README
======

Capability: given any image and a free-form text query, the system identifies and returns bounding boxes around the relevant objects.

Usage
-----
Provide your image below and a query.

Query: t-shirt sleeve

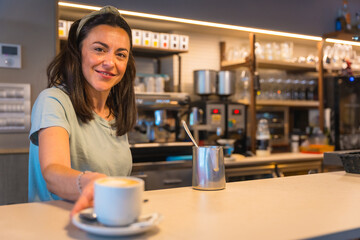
[29,89,71,146]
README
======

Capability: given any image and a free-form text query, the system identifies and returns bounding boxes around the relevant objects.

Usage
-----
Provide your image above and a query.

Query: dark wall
[0,0,57,148]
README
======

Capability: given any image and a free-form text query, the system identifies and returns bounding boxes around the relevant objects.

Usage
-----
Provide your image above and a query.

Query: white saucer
[72,208,162,237]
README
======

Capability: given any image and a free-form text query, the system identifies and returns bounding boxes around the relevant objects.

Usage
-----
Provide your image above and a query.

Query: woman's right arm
[38,126,106,201]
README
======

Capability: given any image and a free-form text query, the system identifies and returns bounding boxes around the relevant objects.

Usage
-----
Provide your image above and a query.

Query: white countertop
[0,171,359,239]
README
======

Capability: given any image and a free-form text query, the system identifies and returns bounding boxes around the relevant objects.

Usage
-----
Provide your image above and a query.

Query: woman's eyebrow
[117,48,129,52]
[93,41,108,48]
[93,41,129,52]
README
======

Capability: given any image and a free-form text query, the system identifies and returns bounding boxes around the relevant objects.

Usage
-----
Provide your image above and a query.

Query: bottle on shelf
[256,119,271,156]
[335,9,346,31]
[354,12,360,33]
[342,0,352,31]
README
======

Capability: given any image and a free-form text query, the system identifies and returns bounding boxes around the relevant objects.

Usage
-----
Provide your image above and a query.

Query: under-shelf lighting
[59,1,322,41]
[325,38,360,47]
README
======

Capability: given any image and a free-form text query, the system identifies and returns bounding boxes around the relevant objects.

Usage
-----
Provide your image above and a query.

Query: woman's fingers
[70,183,94,217]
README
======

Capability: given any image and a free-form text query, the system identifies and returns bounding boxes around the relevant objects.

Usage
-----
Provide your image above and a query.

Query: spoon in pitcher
[181,120,199,148]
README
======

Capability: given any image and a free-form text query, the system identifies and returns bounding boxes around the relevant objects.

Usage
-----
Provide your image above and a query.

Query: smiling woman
[27,6,137,212]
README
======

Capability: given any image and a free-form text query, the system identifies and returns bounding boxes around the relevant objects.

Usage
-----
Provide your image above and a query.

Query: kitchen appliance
[325,76,360,150]
[128,92,193,162]
[190,70,247,154]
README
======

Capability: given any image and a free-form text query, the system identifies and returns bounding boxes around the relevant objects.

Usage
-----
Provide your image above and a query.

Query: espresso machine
[128,92,193,162]
[189,70,247,154]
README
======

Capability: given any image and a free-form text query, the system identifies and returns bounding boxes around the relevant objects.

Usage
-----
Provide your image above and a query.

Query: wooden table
[1,171,359,240]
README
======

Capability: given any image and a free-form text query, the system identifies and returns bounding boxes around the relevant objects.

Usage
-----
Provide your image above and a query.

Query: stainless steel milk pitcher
[192,146,226,190]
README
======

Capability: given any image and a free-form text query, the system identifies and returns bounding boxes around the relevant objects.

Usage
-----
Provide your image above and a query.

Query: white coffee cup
[94,177,144,226]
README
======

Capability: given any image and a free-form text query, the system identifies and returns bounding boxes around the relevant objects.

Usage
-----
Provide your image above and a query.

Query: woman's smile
[95,69,117,78]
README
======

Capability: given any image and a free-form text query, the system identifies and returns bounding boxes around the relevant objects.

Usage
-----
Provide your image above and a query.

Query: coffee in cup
[94,177,144,226]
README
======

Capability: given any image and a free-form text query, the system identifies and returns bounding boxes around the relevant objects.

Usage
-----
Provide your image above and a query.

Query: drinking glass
[267,77,276,99]
[272,43,281,60]
[265,43,273,60]
[258,77,266,99]
[291,78,300,100]
[298,79,307,100]
[240,70,250,100]
[280,42,293,61]
[255,42,265,59]
[274,78,284,99]
[306,79,317,101]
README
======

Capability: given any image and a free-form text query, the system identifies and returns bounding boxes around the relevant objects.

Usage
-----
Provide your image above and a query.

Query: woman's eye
[117,52,127,58]
[94,47,104,52]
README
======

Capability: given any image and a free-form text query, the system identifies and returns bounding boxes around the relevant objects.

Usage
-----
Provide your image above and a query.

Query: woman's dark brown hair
[47,12,137,136]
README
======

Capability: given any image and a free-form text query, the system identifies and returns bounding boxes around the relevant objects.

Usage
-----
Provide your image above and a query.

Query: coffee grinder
[189,70,247,154]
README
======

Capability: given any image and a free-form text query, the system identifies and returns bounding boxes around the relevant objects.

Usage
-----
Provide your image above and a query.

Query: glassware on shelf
[306,79,317,101]
[265,43,273,60]
[241,70,250,100]
[226,46,249,62]
[257,77,266,99]
[280,42,294,61]
[274,78,285,99]
[298,79,307,100]
[234,70,250,100]
[323,45,332,65]
[291,78,300,100]
[226,46,236,61]
[272,43,281,60]
[267,77,276,99]
[255,73,318,102]
[255,42,265,59]
[284,78,293,100]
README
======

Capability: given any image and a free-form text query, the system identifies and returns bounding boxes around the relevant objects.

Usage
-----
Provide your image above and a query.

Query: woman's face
[81,24,130,97]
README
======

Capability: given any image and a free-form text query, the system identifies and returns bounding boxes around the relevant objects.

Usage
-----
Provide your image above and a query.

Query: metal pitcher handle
[212,148,219,172]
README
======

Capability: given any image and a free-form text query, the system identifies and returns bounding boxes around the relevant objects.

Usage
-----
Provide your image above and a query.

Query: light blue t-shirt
[28,87,132,202]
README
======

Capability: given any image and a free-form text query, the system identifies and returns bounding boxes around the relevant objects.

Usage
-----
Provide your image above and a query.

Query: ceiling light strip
[58,1,322,41]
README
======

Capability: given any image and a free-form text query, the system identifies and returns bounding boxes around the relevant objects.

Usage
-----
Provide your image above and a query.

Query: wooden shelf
[132,46,188,58]
[221,59,316,71]
[236,99,319,107]
[323,31,360,42]
[257,59,316,71]
[221,59,249,70]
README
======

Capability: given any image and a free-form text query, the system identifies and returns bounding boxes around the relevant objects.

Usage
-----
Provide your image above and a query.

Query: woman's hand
[70,172,107,217]
[70,182,95,217]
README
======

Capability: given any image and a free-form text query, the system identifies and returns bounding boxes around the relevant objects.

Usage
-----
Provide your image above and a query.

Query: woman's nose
[102,53,115,67]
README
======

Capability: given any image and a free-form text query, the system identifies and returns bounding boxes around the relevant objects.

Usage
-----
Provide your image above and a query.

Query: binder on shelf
[170,34,179,49]
[132,29,142,46]
[142,31,152,47]
[160,33,170,49]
